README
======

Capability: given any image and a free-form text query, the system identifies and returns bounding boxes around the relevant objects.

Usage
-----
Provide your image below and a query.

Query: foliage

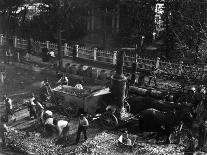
[116,0,156,47]
[161,0,207,62]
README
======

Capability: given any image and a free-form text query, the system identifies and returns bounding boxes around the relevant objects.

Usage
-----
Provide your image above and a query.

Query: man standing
[57,73,68,86]
[34,99,44,124]
[3,95,13,122]
[5,49,13,64]
[76,114,89,144]
[27,94,37,120]
[148,66,158,87]
[39,79,50,102]
[0,122,8,148]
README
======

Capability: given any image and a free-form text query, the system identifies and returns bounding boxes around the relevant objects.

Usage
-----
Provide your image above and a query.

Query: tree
[162,0,207,62]
[0,0,26,35]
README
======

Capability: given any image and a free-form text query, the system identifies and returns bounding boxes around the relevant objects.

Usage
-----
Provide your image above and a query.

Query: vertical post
[14,36,17,48]
[112,9,116,33]
[91,8,94,31]
[46,41,50,49]
[93,47,97,61]
[156,57,160,69]
[178,61,183,75]
[17,52,20,63]
[116,6,120,33]
[75,44,79,58]
[87,10,90,31]
[64,43,68,56]
[0,34,3,46]
[113,51,117,65]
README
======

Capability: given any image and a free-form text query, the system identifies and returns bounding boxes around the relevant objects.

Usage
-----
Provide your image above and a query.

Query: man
[3,95,13,122]
[76,114,89,144]
[148,66,158,87]
[34,99,44,124]
[39,79,50,102]
[27,94,37,119]
[5,48,13,64]
[75,80,83,89]
[44,115,57,137]
[40,78,49,87]
[53,119,70,141]
[57,73,68,86]
[125,74,131,98]
[0,122,8,147]
[124,131,132,146]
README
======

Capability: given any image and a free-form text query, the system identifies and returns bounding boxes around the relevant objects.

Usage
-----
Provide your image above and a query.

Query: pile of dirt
[5,129,62,155]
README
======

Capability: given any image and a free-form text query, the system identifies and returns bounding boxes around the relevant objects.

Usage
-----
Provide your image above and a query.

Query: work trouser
[76,125,87,143]
[59,123,70,141]
[37,109,44,124]
[0,132,6,147]
[5,109,12,122]
[29,106,36,119]
[45,124,57,137]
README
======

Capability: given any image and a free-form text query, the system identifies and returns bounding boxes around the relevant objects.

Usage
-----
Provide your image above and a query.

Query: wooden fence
[0,34,206,83]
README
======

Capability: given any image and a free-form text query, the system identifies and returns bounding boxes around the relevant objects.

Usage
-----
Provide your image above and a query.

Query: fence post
[17,51,20,63]
[14,36,17,48]
[178,61,183,75]
[46,41,50,49]
[64,43,68,56]
[0,34,3,46]
[73,44,79,59]
[155,57,160,68]
[112,51,117,65]
[93,48,97,61]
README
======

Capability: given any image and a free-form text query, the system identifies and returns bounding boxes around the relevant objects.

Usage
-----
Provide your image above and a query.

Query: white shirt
[75,84,83,89]
[30,97,36,106]
[79,117,89,126]
[45,117,54,125]
[36,102,44,110]
[4,98,12,110]
[57,120,68,135]
[40,81,45,87]
[44,110,53,117]
[50,51,55,57]
[58,77,68,84]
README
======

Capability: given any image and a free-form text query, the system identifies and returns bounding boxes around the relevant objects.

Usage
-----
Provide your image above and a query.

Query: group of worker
[165,85,207,151]
[41,110,89,144]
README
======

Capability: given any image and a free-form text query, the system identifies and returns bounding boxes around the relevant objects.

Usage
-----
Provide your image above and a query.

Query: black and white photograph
[0,0,207,154]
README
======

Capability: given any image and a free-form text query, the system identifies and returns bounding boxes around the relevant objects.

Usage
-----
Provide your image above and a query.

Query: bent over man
[53,119,70,141]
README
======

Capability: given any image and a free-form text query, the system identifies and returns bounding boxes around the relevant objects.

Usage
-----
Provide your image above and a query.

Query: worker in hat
[75,114,89,144]
[43,110,57,136]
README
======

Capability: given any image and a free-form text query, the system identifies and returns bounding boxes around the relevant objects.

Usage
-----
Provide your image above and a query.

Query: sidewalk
[27,55,113,78]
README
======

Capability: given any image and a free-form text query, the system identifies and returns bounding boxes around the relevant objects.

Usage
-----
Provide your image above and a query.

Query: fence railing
[0,34,206,82]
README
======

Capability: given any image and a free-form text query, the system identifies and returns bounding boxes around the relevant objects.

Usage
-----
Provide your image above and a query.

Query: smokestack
[110,50,127,116]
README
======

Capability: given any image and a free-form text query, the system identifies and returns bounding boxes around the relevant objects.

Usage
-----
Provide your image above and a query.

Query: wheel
[100,113,118,130]
[64,101,79,117]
